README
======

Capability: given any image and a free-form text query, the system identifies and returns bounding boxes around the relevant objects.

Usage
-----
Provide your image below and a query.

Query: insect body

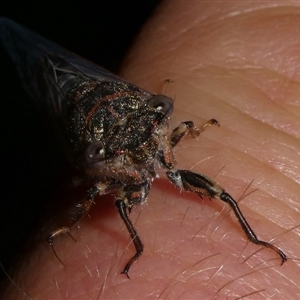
[0,18,287,277]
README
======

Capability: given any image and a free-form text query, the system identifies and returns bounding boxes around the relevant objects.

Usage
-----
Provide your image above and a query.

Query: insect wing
[0,18,155,154]
[0,18,132,118]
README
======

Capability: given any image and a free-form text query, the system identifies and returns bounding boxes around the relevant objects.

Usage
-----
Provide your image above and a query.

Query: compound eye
[147,95,174,116]
[85,141,105,169]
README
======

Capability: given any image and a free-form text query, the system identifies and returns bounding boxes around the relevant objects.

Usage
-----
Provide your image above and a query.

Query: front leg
[158,119,219,187]
[170,118,219,148]
[115,199,143,279]
[47,180,119,263]
[47,186,100,264]
[167,169,287,264]
[115,179,151,278]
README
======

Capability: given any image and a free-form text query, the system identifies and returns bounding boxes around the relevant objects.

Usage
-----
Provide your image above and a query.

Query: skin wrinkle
[172,72,296,171]
[202,125,297,187]
[186,74,290,135]
[236,70,300,115]
[234,288,266,300]
[178,88,300,183]
[232,69,299,116]
[158,253,223,299]
[168,9,300,81]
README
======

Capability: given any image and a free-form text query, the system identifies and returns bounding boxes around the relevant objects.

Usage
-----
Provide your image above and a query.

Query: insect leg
[171,169,287,264]
[47,186,99,263]
[115,180,151,278]
[170,118,219,148]
[115,199,143,279]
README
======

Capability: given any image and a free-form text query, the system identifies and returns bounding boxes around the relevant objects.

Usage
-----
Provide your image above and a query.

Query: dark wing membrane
[0,18,128,116]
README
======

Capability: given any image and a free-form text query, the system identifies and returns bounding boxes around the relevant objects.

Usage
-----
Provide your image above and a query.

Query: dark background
[0,0,161,283]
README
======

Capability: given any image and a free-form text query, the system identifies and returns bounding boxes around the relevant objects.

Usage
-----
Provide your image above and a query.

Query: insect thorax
[62,79,169,172]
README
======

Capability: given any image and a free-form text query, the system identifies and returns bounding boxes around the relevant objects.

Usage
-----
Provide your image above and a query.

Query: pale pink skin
[2,1,300,299]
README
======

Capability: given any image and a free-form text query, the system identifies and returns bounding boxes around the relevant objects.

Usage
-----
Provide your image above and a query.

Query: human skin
[2,1,300,299]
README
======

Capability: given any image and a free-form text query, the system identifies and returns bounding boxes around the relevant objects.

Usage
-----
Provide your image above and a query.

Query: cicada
[0,18,286,277]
